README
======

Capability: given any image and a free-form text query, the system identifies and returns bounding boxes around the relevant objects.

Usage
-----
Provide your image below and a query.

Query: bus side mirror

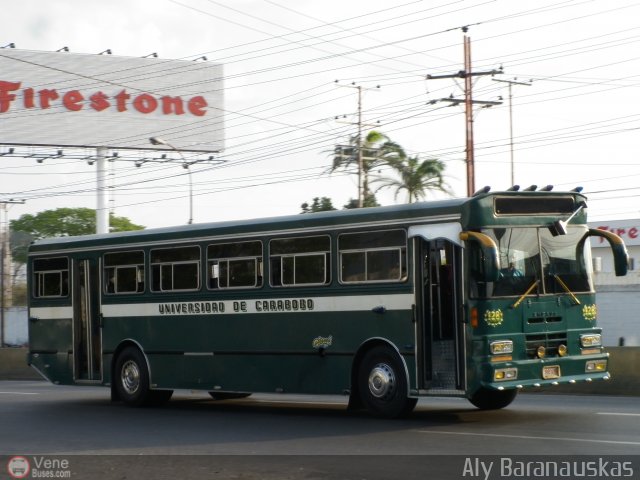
[459,231,501,282]
[587,229,629,276]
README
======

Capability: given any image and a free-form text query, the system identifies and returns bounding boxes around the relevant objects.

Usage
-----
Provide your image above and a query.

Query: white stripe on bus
[30,294,414,319]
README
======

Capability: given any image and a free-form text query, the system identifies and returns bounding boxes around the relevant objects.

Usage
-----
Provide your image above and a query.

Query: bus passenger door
[416,239,464,392]
[72,258,102,382]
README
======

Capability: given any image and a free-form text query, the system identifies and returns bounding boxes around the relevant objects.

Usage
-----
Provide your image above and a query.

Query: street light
[149,137,194,225]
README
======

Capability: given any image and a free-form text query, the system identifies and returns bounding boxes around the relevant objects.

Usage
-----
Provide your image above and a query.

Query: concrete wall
[595,290,640,346]
[1,307,28,346]
[1,347,638,395]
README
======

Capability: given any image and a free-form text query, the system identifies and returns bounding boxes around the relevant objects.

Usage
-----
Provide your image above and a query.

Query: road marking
[0,391,39,395]
[597,412,640,417]
[416,430,640,446]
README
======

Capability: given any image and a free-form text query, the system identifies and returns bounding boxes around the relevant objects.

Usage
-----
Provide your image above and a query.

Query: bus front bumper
[477,353,610,391]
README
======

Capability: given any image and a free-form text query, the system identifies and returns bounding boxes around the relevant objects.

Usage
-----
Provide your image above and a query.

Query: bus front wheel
[357,346,417,418]
[114,347,172,406]
[469,387,517,410]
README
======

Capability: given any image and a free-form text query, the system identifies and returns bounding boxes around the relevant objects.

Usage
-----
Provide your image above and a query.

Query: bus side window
[338,229,407,284]
[269,235,331,287]
[32,257,69,298]
[150,246,200,292]
[103,251,145,294]
[207,241,263,290]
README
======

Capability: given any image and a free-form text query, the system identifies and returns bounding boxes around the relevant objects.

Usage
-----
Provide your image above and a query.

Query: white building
[590,219,640,346]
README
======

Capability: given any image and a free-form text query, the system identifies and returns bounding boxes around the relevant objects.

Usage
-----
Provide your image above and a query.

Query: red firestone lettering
[0,80,21,113]
[0,81,208,117]
[188,96,207,116]
[39,89,59,109]
[629,227,638,239]
[23,87,35,108]
[162,96,185,115]
[115,90,130,112]
[133,93,158,114]
[90,91,110,111]
[63,90,84,111]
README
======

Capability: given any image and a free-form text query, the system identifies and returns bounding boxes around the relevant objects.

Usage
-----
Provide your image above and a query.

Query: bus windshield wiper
[511,280,539,309]
[553,275,581,305]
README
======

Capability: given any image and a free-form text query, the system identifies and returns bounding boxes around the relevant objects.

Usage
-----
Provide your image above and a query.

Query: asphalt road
[1,380,639,479]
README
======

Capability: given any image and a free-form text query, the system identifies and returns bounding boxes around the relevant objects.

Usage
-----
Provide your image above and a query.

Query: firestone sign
[0,49,224,152]
[0,81,208,117]
[591,222,640,247]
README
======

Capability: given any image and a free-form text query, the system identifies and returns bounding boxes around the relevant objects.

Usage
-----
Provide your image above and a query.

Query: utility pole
[334,81,380,207]
[355,85,364,208]
[0,199,25,347]
[426,30,501,197]
[492,78,532,185]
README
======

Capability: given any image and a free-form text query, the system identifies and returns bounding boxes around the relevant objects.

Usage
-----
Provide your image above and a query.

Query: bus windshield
[471,225,594,298]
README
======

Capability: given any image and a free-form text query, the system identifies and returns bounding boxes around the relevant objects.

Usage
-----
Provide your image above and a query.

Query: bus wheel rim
[368,363,395,399]
[121,360,140,395]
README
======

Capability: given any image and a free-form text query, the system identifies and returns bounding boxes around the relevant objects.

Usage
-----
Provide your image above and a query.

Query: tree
[331,130,402,207]
[374,155,450,203]
[343,193,380,209]
[10,208,144,266]
[301,197,336,213]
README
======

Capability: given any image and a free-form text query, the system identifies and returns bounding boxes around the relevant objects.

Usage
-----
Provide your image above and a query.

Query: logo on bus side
[312,335,333,349]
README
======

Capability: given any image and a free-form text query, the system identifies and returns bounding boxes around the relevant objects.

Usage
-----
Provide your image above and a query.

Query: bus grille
[525,333,567,358]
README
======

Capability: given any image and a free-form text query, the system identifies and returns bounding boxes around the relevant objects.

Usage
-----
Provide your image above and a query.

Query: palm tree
[331,130,403,206]
[374,155,450,203]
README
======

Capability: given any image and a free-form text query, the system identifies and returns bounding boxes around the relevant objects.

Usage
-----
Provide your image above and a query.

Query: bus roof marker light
[473,186,491,196]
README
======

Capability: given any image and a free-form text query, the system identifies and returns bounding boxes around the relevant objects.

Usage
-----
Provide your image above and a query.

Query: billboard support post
[96,146,109,234]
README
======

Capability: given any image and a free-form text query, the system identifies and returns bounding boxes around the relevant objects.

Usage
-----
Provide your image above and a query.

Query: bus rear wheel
[114,346,172,406]
[357,346,417,418]
[469,387,517,410]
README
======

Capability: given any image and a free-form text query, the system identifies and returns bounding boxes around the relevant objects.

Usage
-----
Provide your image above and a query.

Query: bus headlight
[580,334,602,348]
[494,368,517,381]
[585,360,607,372]
[490,340,513,355]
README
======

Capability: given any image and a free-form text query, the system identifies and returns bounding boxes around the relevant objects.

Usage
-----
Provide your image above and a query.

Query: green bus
[27,188,628,417]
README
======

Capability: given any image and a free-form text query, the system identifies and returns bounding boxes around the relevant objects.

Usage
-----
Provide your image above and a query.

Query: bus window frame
[269,235,331,288]
[103,250,145,295]
[32,256,70,298]
[207,240,263,291]
[337,229,408,285]
[150,245,201,293]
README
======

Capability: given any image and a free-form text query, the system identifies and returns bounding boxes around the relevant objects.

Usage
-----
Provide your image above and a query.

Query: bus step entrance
[429,340,457,390]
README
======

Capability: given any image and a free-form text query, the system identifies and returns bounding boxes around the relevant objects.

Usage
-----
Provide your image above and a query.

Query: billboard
[0,49,224,152]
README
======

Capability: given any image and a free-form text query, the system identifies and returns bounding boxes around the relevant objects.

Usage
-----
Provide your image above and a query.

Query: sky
[2,0,640,230]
